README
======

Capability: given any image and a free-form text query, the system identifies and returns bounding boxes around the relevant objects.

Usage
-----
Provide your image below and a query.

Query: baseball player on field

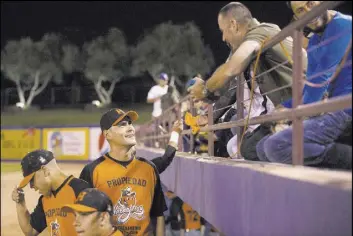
[62,188,124,236]
[79,108,183,235]
[12,149,90,236]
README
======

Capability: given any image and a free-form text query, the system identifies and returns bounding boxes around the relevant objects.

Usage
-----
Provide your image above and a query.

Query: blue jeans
[256,111,352,164]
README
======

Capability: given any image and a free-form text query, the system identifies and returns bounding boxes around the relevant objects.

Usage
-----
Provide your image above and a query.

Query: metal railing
[137,1,352,166]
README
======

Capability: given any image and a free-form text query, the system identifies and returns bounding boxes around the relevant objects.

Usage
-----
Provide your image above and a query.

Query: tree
[82,28,130,106]
[1,34,80,109]
[132,21,215,93]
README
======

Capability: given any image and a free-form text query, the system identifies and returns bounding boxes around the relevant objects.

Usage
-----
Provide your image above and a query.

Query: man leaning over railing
[188,2,307,160]
[256,1,352,170]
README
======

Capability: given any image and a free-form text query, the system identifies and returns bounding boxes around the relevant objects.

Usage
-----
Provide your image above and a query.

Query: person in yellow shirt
[63,188,123,236]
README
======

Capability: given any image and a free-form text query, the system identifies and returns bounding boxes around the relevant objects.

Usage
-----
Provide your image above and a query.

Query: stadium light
[92,100,101,107]
[16,102,25,109]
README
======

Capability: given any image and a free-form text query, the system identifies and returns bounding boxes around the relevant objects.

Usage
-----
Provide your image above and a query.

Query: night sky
[1,1,352,72]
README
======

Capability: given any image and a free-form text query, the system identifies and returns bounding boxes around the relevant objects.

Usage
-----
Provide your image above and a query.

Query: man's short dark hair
[219,2,253,26]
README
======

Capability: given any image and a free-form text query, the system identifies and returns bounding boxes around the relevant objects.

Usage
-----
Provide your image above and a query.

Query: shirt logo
[116,109,124,115]
[39,156,46,164]
[50,219,61,236]
[113,186,145,224]
[76,191,87,203]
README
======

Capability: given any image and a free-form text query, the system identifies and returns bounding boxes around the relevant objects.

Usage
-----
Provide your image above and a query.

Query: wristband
[202,87,219,103]
[169,131,179,144]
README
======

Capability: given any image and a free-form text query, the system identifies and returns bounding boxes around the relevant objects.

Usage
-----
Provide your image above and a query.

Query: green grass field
[1,162,21,173]
[1,104,153,127]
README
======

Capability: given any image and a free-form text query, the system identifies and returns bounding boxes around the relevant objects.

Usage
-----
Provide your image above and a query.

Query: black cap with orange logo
[100,108,139,131]
[62,188,114,215]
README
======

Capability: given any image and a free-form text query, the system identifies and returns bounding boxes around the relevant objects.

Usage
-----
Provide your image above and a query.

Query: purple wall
[137,147,352,236]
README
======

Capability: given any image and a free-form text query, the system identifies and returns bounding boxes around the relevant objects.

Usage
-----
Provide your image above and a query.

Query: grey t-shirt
[242,18,307,106]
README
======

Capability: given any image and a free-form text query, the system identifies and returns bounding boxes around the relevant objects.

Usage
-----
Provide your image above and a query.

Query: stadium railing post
[208,104,214,157]
[291,29,305,165]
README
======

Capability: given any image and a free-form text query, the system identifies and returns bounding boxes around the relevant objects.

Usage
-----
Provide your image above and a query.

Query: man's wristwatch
[202,86,218,103]
[202,84,213,97]
[202,87,209,97]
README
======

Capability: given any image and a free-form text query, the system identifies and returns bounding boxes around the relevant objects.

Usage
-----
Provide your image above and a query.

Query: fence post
[176,103,183,151]
[207,104,214,157]
[155,117,160,148]
[51,88,55,105]
[189,97,195,154]
[162,115,168,148]
[235,74,245,159]
[292,30,304,165]
[76,86,81,104]
[4,88,10,107]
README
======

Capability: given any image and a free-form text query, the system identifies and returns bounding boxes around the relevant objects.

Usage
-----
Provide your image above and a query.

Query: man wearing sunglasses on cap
[62,188,123,236]
[11,149,90,236]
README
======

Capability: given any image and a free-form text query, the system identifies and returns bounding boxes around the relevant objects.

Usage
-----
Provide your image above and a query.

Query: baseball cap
[62,188,113,215]
[159,73,169,81]
[186,79,196,90]
[19,149,55,189]
[100,108,139,131]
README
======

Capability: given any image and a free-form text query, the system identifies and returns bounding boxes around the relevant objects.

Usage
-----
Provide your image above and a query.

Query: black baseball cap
[62,188,113,214]
[19,149,55,189]
[100,108,139,131]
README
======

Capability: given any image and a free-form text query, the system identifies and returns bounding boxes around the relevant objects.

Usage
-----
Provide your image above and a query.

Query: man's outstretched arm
[189,40,260,100]
[206,40,260,92]
[151,120,183,173]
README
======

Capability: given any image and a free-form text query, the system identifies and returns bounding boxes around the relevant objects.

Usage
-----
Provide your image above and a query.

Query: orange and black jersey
[30,175,90,235]
[79,154,167,236]
[167,197,204,231]
[110,227,124,236]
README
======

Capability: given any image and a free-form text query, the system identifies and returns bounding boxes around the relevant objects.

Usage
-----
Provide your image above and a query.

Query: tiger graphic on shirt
[113,186,145,224]
[50,219,61,236]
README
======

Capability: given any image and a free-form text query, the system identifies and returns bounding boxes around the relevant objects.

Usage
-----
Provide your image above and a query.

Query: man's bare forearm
[206,64,231,92]
[156,216,165,236]
[206,40,260,92]
[16,202,37,236]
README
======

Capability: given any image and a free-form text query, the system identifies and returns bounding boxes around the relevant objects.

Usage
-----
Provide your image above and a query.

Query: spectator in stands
[147,73,170,147]
[188,2,307,160]
[256,1,352,170]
